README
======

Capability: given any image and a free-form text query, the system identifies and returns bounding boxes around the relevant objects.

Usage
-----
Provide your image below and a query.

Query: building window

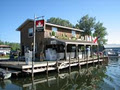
[52,27,58,32]
[28,28,33,37]
[72,31,76,37]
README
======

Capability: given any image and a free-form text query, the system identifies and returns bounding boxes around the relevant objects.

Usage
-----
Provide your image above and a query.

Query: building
[17,19,97,60]
[104,44,120,56]
[0,45,11,55]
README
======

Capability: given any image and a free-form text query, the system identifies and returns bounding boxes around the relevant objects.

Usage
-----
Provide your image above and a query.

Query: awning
[47,38,98,46]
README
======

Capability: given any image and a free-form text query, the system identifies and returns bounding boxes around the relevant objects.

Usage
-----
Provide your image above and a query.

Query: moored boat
[0,69,11,79]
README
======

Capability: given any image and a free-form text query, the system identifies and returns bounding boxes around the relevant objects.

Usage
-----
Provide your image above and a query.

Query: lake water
[0,58,120,90]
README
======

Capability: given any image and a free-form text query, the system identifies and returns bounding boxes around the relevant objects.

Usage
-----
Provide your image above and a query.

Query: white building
[0,45,11,55]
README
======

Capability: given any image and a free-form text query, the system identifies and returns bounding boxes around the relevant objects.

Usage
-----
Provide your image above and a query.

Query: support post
[65,43,67,61]
[86,46,88,69]
[97,45,100,65]
[102,52,104,65]
[78,56,81,70]
[92,45,95,66]
[69,54,71,73]
[56,73,59,87]
[32,14,36,79]
[84,45,86,61]
[91,45,93,58]
[46,61,48,75]
[18,51,20,65]
[56,59,59,73]
[76,44,78,60]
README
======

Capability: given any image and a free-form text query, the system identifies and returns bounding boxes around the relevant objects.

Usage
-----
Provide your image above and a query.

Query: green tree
[0,39,20,50]
[76,14,107,45]
[0,40,4,45]
[75,14,96,36]
[9,43,20,50]
[93,22,108,45]
[47,17,73,28]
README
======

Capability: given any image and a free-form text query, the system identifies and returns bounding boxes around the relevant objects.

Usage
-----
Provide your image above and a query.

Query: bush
[52,31,55,36]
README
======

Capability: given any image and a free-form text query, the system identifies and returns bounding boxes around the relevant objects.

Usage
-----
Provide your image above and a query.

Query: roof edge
[46,23,84,32]
[16,19,84,32]
[16,19,33,31]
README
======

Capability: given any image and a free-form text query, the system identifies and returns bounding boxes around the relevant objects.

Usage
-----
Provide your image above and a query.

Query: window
[72,31,76,37]
[28,28,33,37]
[52,27,58,32]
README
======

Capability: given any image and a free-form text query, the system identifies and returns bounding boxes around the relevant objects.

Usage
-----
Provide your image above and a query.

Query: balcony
[44,31,95,42]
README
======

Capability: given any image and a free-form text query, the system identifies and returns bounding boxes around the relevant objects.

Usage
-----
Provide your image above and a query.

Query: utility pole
[32,15,44,79]
[32,15,36,79]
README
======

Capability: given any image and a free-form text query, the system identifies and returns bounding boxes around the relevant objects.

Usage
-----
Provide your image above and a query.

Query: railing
[44,31,95,42]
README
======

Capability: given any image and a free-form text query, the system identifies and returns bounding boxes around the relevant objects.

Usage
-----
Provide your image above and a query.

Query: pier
[0,56,108,76]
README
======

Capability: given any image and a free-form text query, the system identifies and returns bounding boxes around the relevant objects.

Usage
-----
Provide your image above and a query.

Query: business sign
[36,19,44,31]
[51,40,57,44]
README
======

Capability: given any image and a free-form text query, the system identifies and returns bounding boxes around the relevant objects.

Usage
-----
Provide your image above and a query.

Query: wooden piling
[56,60,59,73]
[46,61,48,75]
[102,54,104,65]
[93,56,95,66]
[56,73,59,87]
[97,45,100,65]
[69,54,71,72]
[86,55,88,69]
[78,57,81,70]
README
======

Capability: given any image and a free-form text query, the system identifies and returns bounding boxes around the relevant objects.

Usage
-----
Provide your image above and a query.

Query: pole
[32,14,36,79]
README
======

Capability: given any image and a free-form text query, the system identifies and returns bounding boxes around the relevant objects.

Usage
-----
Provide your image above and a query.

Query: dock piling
[69,54,71,72]
[56,59,59,73]
[46,61,48,75]
[78,57,81,70]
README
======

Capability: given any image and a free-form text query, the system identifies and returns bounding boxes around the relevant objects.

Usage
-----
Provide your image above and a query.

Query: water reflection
[0,58,120,90]
[104,57,120,90]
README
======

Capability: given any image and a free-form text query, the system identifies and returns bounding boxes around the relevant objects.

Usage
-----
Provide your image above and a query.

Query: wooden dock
[0,57,108,76]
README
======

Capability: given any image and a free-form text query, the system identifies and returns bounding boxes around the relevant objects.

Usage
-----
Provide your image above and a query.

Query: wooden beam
[84,45,86,61]
[65,43,67,61]
[69,54,71,73]
[76,44,78,60]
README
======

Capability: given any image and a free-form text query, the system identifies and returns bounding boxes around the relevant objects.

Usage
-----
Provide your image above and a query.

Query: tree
[75,14,96,36]
[76,14,107,45]
[93,22,108,45]
[0,39,20,50]
[47,17,73,28]
[0,40,4,45]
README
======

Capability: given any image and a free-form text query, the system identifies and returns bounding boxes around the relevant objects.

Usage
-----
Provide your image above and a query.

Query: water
[0,58,120,90]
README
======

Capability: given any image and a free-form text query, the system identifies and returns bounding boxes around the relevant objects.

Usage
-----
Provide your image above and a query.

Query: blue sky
[0,0,120,44]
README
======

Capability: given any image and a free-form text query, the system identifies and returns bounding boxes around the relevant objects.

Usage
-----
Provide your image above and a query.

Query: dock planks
[0,57,108,74]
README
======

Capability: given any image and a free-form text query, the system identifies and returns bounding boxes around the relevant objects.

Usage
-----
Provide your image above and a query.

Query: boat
[0,69,11,79]
[117,51,120,56]
[107,50,118,56]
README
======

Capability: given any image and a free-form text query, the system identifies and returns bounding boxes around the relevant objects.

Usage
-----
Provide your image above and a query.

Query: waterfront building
[104,44,120,56]
[17,19,97,60]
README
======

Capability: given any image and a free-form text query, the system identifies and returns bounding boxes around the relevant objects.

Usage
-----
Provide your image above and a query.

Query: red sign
[36,20,44,31]
[36,20,44,28]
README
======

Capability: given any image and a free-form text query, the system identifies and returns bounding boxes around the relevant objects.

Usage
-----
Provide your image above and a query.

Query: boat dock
[0,57,108,76]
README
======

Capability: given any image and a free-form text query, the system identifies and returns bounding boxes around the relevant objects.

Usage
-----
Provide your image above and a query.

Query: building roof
[16,19,33,31]
[16,19,84,32]
[0,45,10,48]
[45,23,83,32]
[104,44,120,49]
[48,38,98,45]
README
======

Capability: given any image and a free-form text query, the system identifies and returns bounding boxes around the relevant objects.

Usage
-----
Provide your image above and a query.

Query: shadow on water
[0,58,120,90]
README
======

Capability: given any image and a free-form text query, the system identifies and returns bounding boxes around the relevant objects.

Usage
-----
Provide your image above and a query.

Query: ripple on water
[103,58,120,90]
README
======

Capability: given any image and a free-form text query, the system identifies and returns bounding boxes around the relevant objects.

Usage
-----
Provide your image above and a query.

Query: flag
[93,36,100,43]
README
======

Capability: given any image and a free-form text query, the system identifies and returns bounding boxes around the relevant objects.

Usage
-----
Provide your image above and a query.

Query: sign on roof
[36,19,44,31]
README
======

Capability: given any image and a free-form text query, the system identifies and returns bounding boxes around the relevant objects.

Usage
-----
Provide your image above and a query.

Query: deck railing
[44,31,95,42]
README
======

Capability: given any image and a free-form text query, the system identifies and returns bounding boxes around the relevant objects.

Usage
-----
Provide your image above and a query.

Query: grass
[0,55,10,59]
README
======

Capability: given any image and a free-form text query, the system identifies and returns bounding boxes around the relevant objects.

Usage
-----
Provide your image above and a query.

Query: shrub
[52,31,55,36]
